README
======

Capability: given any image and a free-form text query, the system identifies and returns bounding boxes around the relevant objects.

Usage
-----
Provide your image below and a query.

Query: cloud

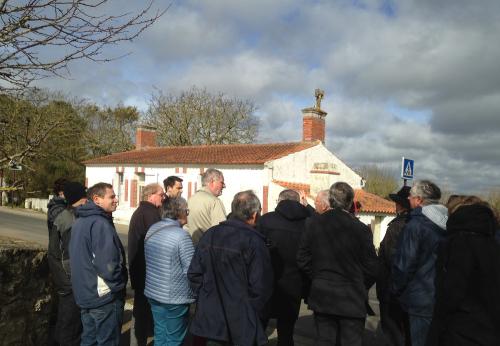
[30,0,500,194]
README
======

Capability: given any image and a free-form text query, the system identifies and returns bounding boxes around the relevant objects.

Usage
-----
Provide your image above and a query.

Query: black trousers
[263,313,299,346]
[133,290,154,346]
[313,312,365,346]
[379,299,411,346]
[55,292,82,346]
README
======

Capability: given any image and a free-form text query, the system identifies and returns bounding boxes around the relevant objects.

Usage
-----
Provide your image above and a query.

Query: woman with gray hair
[144,197,194,346]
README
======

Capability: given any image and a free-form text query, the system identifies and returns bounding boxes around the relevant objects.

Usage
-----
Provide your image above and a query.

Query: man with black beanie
[48,181,87,346]
[47,178,68,232]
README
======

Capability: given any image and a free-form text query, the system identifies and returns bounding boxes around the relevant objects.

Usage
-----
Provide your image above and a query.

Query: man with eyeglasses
[392,180,448,346]
[128,183,165,346]
[187,168,227,245]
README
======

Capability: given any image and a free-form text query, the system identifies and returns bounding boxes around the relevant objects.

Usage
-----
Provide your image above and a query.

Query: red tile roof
[84,141,320,165]
[354,189,396,214]
[272,180,395,215]
[272,180,311,195]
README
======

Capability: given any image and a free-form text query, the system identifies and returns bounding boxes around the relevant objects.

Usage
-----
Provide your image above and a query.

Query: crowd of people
[45,169,500,346]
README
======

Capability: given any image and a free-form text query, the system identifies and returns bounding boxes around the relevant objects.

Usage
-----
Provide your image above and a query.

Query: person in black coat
[297,182,378,346]
[128,183,164,346]
[48,182,87,346]
[376,186,411,346]
[257,189,312,346]
[427,200,500,346]
[188,190,273,346]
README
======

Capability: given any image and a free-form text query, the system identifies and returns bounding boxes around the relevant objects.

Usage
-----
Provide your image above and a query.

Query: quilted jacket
[144,218,195,304]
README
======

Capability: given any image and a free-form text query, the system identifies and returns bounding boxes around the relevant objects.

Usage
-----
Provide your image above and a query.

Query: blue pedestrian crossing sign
[401,157,415,180]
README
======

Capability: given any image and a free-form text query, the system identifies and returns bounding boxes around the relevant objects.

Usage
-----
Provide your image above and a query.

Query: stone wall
[0,236,55,346]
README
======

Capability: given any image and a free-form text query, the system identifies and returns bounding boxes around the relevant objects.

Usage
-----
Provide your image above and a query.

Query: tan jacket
[187,187,227,244]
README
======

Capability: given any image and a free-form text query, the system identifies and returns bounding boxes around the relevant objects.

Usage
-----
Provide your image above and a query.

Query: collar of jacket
[75,200,113,222]
[138,200,160,211]
[145,218,181,241]
[222,218,266,240]
[199,186,217,197]
[275,199,310,220]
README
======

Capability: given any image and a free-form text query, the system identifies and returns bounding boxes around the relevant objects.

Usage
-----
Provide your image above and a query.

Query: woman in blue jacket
[144,197,195,346]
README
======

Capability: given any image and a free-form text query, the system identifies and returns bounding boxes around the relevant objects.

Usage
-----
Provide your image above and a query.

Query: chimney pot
[136,126,157,150]
[302,107,327,143]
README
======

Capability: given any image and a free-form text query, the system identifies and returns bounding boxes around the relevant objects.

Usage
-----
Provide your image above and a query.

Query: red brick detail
[272,180,311,196]
[272,179,396,215]
[303,116,325,143]
[84,142,319,165]
[310,169,340,175]
[130,180,138,208]
[262,185,269,214]
[85,177,88,187]
[124,179,129,202]
[175,167,180,173]
[188,182,192,198]
[183,167,187,173]
[136,127,156,150]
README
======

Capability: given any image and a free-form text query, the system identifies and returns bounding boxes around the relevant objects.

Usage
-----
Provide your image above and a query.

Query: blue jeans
[80,299,124,346]
[149,299,189,346]
[409,314,432,346]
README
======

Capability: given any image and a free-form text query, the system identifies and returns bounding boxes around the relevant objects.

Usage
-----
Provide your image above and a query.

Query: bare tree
[0,90,78,169]
[0,0,165,90]
[358,165,399,199]
[485,187,500,215]
[145,87,259,146]
[80,103,138,157]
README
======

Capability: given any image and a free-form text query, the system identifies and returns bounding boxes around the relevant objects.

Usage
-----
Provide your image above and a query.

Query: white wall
[86,164,265,224]
[270,144,363,193]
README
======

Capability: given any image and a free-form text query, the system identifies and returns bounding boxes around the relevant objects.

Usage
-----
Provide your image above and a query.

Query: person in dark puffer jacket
[257,189,312,346]
[427,199,500,346]
[48,182,87,346]
[70,182,128,346]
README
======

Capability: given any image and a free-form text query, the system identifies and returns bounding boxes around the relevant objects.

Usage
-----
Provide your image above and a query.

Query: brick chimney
[302,89,327,143]
[136,126,157,150]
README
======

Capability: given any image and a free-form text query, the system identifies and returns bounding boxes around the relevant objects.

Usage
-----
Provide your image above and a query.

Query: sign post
[401,157,415,186]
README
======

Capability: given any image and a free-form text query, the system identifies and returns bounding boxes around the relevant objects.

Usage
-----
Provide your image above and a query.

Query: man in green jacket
[187,168,227,245]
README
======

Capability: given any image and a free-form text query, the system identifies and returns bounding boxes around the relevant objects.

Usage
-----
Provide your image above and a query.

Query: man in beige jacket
[187,168,227,244]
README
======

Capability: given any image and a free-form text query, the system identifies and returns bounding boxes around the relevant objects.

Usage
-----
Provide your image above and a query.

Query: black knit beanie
[63,182,87,206]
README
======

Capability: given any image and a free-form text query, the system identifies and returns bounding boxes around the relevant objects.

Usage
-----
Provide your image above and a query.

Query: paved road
[0,206,387,345]
[0,206,129,248]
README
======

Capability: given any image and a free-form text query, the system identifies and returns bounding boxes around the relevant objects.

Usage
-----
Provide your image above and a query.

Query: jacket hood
[75,200,112,221]
[47,196,66,209]
[421,204,448,230]
[447,204,497,236]
[275,200,310,221]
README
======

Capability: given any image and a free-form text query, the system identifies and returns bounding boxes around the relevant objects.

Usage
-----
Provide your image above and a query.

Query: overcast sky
[35,0,500,194]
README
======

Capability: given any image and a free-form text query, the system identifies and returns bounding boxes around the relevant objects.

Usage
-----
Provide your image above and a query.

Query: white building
[84,101,395,246]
